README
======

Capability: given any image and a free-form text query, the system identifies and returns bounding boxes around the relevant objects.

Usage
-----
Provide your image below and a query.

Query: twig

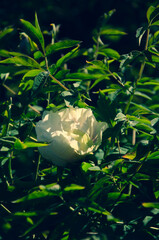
[124,28,150,115]
[49,73,69,91]
[110,151,151,213]
[0,203,11,214]
[2,83,41,115]
[35,155,41,181]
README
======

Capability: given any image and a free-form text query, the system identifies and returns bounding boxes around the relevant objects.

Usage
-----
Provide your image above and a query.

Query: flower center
[71,129,93,152]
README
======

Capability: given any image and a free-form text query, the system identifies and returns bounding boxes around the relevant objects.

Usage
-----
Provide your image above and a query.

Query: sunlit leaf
[32,71,49,93]
[20,16,45,51]
[14,138,48,150]
[64,184,85,191]
[46,40,80,56]
[147,6,156,23]
[142,202,159,208]
[98,48,120,59]
[100,28,127,36]
[134,91,152,100]
[0,27,14,40]
[22,69,44,80]
[151,20,159,26]
[56,46,79,68]
[81,162,93,172]
[0,56,41,68]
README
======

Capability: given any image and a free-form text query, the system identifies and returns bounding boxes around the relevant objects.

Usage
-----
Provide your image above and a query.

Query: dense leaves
[0,5,159,240]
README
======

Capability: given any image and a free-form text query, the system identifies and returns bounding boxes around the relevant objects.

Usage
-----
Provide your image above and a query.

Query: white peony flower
[35,107,107,166]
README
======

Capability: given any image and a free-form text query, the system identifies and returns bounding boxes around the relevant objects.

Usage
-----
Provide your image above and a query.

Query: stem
[132,129,136,145]
[2,84,41,115]
[107,69,124,87]
[110,151,151,213]
[44,53,49,70]
[47,92,50,106]
[8,151,13,182]
[43,43,68,91]
[0,204,11,214]
[2,83,16,95]
[28,104,41,115]
[124,28,150,115]
[35,155,41,181]
[94,34,100,60]
[49,74,69,91]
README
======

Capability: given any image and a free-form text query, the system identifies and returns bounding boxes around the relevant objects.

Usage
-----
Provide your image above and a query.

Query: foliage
[0,5,159,240]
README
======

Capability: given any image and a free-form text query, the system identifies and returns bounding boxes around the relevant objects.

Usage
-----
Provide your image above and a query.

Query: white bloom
[35,107,107,166]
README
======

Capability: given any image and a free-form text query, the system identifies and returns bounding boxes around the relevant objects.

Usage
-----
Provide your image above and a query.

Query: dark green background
[0,0,157,51]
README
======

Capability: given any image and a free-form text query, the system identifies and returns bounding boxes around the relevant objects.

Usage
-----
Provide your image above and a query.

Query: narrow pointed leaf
[56,46,79,68]
[22,69,44,80]
[46,40,80,56]
[20,18,45,51]
[0,56,41,68]
[142,202,159,208]
[14,139,48,150]
[147,6,156,23]
[34,13,45,50]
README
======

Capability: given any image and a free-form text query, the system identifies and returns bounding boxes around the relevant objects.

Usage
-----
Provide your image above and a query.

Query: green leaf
[126,115,151,125]
[18,79,34,95]
[142,202,159,208]
[151,118,159,134]
[0,136,16,145]
[87,201,112,216]
[97,90,117,125]
[0,27,14,40]
[81,162,93,173]
[32,71,49,93]
[14,138,48,150]
[34,50,44,59]
[88,207,111,216]
[88,166,101,171]
[56,46,79,68]
[131,102,159,116]
[19,217,46,237]
[14,211,57,217]
[87,60,108,71]
[24,141,49,148]
[22,69,44,80]
[39,183,61,192]
[13,188,59,203]
[98,48,120,59]
[136,27,146,46]
[107,192,129,201]
[154,191,159,199]
[139,80,159,86]
[133,123,155,134]
[0,56,41,68]
[100,28,127,36]
[65,72,99,80]
[89,76,110,90]
[64,184,85,191]
[54,69,70,80]
[151,20,159,26]
[20,17,45,51]
[147,6,156,23]
[34,12,45,51]
[152,55,159,62]
[46,40,80,56]
[134,91,152,100]
[120,51,143,68]
[147,151,159,160]
[0,49,11,57]
[147,6,159,25]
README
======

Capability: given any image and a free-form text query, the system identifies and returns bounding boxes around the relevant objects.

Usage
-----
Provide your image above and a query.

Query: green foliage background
[0,1,159,240]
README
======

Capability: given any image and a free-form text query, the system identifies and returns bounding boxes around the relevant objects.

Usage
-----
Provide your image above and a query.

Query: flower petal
[38,133,80,166]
